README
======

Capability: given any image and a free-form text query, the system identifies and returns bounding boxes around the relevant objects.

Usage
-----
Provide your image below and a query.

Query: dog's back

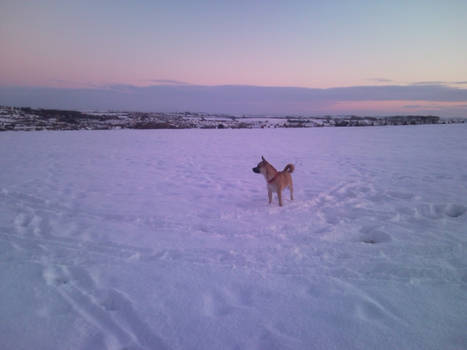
[271,164,294,189]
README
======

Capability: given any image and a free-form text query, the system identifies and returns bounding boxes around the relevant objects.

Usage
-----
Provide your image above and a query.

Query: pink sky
[1,1,467,116]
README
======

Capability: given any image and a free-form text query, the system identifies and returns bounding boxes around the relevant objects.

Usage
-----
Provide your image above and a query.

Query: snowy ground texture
[1,125,467,350]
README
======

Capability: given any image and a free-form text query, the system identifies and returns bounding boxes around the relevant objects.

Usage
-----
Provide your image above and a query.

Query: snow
[1,125,466,350]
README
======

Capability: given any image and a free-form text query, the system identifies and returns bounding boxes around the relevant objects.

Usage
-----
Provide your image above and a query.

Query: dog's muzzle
[252,167,260,173]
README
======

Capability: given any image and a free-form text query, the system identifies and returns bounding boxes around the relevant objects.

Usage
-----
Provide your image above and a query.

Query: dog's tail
[283,164,295,173]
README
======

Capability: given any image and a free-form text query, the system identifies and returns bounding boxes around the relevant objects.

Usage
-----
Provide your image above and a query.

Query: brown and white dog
[252,156,294,206]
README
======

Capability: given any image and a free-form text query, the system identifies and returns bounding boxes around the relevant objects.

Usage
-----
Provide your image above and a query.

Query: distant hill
[0,106,463,131]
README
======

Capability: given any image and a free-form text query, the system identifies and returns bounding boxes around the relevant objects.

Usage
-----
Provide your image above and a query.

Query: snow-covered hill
[1,125,466,349]
[2,105,461,131]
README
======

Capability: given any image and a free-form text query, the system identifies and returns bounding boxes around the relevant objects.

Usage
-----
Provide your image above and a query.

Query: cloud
[368,78,393,83]
[144,79,190,85]
[403,104,424,109]
[411,81,449,86]
[1,83,467,116]
[48,79,102,89]
[410,80,467,87]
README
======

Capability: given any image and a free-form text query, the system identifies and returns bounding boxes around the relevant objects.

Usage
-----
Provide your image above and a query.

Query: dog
[252,156,294,206]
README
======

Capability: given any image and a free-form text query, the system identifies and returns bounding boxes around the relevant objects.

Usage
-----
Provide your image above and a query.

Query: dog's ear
[261,156,266,162]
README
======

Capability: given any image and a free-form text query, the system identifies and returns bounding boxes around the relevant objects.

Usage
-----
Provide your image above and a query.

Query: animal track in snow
[416,203,466,219]
[444,204,466,218]
[42,263,169,350]
[202,290,235,318]
[387,191,415,200]
[359,226,392,244]
[43,264,70,287]
[14,212,30,234]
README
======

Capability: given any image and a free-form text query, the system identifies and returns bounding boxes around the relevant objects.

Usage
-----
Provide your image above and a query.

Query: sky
[1,0,467,116]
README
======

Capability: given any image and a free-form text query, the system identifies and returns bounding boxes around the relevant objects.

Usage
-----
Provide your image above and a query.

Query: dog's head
[252,156,268,174]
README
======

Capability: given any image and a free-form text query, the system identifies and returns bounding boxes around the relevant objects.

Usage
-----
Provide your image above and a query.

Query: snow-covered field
[1,125,466,350]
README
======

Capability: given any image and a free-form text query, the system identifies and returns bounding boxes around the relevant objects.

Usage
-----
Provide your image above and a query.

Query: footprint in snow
[416,203,466,219]
[387,191,415,200]
[359,226,392,244]
[202,290,236,318]
[444,204,466,218]
[14,212,30,234]
[43,265,70,287]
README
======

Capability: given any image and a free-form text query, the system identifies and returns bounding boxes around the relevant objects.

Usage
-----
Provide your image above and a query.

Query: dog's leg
[268,189,272,204]
[289,183,294,200]
[278,190,283,206]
